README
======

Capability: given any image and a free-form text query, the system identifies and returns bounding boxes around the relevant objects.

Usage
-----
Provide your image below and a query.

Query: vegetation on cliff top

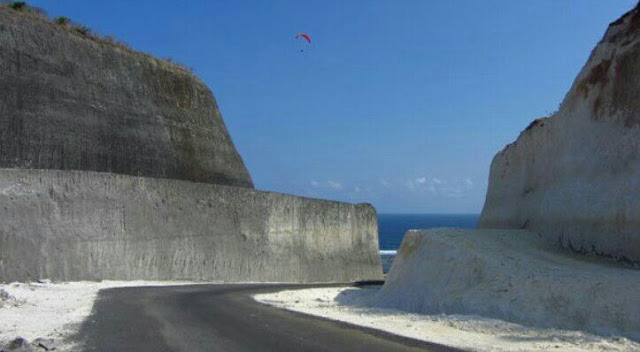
[0,1,192,73]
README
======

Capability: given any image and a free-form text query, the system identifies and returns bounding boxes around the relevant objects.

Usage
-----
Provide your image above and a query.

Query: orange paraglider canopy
[295,33,311,43]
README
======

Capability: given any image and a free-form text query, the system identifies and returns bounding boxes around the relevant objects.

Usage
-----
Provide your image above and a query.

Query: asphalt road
[75,283,460,352]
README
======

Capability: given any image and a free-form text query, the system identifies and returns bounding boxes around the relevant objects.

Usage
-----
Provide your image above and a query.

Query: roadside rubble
[1,337,58,352]
[0,289,23,308]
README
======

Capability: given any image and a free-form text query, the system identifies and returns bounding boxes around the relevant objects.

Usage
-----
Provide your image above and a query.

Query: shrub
[54,16,70,25]
[1,1,47,18]
[9,1,26,10]
[74,25,91,36]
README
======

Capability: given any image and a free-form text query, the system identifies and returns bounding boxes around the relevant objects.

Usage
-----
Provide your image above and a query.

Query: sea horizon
[378,213,480,252]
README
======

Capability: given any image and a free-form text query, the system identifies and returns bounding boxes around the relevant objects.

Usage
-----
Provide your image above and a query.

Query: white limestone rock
[479,5,640,262]
[374,229,640,340]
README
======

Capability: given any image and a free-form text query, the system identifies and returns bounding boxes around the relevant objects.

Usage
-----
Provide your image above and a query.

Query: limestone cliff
[0,6,383,283]
[479,5,640,262]
[0,7,253,188]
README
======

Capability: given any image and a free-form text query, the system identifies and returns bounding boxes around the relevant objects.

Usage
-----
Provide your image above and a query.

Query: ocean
[378,213,480,272]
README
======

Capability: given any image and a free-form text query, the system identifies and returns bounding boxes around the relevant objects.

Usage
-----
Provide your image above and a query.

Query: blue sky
[32,1,637,213]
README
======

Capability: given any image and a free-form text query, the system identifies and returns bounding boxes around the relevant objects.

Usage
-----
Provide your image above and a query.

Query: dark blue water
[378,214,480,251]
[377,214,479,273]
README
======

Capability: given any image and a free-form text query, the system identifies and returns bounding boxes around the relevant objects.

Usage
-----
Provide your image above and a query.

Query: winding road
[76,284,459,352]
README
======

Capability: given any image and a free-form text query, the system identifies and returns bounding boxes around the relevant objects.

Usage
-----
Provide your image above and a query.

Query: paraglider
[295,33,311,52]
[295,33,311,43]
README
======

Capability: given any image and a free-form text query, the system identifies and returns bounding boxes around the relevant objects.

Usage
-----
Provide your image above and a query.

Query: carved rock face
[479,5,640,263]
[0,9,253,188]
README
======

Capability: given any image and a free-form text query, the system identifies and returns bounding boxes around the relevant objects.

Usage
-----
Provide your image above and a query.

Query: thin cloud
[404,176,474,197]
[310,179,344,190]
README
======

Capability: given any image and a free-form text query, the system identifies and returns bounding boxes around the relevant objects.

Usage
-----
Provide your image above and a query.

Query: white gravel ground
[254,286,640,352]
[0,280,205,351]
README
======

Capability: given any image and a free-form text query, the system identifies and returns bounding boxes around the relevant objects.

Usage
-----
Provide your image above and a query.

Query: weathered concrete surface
[0,8,253,188]
[375,229,640,341]
[479,5,640,262]
[0,169,382,283]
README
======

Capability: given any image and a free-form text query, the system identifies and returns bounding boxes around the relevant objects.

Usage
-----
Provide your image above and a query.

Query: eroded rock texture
[479,5,640,262]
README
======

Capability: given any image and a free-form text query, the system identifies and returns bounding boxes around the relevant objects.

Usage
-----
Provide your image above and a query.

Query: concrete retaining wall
[0,169,382,283]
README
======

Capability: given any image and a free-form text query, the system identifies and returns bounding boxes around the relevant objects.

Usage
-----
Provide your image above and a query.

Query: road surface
[76,284,459,351]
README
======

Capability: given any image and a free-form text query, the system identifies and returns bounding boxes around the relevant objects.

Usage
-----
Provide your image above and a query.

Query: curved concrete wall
[0,8,253,188]
[0,169,382,283]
